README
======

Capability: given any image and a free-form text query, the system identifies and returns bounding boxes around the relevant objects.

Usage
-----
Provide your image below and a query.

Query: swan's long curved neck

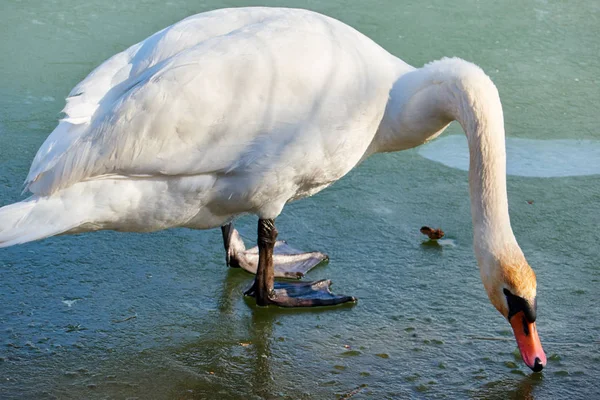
[374,58,520,259]
[453,73,517,257]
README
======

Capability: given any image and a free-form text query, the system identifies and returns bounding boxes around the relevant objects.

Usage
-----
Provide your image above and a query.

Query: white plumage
[4,7,414,244]
[0,7,504,251]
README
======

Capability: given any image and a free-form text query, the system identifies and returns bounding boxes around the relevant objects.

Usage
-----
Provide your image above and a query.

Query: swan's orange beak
[509,311,546,372]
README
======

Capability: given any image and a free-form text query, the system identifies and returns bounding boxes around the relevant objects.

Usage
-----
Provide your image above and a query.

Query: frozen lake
[1,0,599,398]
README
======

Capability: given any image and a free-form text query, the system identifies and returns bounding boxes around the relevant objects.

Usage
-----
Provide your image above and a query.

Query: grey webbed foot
[242,219,357,308]
[244,279,356,307]
[221,223,328,279]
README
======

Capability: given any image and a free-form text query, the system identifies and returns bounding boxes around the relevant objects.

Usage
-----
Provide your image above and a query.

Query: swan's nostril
[532,357,544,372]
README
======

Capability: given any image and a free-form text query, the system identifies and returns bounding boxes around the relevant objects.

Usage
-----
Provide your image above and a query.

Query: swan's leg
[244,219,356,307]
[221,222,328,279]
[221,223,239,268]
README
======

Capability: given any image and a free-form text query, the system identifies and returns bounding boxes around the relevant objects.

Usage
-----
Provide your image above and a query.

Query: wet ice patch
[418,135,600,177]
[62,298,80,307]
[372,205,393,215]
[421,238,457,248]
[437,239,456,247]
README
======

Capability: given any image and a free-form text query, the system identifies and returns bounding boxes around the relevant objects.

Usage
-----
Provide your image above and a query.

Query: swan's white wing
[26,8,401,196]
[25,7,294,193]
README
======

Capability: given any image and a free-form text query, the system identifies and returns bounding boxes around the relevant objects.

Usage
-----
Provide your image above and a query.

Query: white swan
[0,7,545,371]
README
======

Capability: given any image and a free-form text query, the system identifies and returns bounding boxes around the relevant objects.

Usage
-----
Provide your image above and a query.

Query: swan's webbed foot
[242,218,357,308]
[244,279,357,307]
[221,223,328,279]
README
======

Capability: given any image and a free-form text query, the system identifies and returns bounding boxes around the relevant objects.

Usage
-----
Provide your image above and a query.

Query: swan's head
[479,250,546,372]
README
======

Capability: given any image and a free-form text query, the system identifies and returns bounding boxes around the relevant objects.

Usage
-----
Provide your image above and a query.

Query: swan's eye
[503,288,537,322]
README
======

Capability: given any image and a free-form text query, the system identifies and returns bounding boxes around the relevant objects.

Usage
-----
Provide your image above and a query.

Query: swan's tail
[1,174,220,248]
[0,194,89,248]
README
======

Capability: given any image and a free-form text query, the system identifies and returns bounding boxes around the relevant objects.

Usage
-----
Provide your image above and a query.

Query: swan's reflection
[217,267,277,398]
[168,268,279,399]
[471,372,543,400]
[46,262,354,399]
[247,307,276,398]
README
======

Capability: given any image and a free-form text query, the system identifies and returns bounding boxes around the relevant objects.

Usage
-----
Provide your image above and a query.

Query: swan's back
[27,8,289,193]
[61,8,297,125]
[25,7,406,197]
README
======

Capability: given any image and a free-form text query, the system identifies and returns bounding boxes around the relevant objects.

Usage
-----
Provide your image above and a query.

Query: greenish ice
[0,0,598,398]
